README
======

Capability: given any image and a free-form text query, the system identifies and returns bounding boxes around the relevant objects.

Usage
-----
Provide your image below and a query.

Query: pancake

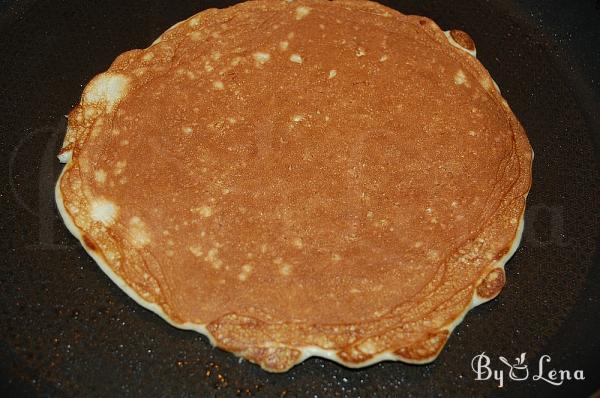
[56,0,533,372]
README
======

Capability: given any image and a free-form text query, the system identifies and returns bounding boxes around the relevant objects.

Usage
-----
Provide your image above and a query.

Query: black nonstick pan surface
[1,0,599,396]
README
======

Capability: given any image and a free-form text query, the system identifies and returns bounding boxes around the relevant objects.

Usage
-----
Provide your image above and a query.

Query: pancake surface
[56,0,532,371]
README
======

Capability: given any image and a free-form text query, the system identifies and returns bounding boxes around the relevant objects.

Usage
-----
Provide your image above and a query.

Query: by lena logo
[471,352,585,388]
[498,352,529,381]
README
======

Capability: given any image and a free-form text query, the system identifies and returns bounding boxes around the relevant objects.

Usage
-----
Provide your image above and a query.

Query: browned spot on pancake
[493,245,512,261]
[477,267,506,300]
[450,29,476,53]
[239,346,302,372]
[394,330,449,361]
[82,234,98,251]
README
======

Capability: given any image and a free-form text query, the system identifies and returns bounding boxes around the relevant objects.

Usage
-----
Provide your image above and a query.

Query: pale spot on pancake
[142,52,154,61]
[128,216,151,247]
[189,245,203,257]
[83,73,129,112]
[182,126,193,134]
[213,80,225,90]
[238,264,253,281]
[273,257,292,276]
[366,211,374,219]
[90,119,105,138]
[289,53,303,63]
[319,23,325,30]
[358,340,377,355]
[166,250,174,257]
[66,203,79,214]
[188,17,200,27]
[328,69,337,79]
[94,169,107,184]
[427,249,440,261]
[90,199,118,226]
[114,160,127,175]
[205,247,223,269]
[480,76,492,90]
[379,54,389,62]
[279,41,289,51]
[191,205,213,218]
[414,241,423,248]
[279,262,292,276]
[253,52,271,65]
[374,219,389,228]
[79,158,90,172]
[186,70,197,80]
[468,130,477,136]
[425,207,433,214]
[487,269,499,281]
[211,51,221,61]
[119,139,129,146]
[510,217,518,225]
[332,253,342,262]
[204,62,214,72]
[451,201,459,208]
[227,117,236,125]
[230,56,242,66]
[356,47,366,57]
[292,114,304,122]
[292,237,304,249]
[287,32,295,39]
[260,243,268,254]
[82,108,96,120]
[190,31,203,41]
[454,69,467,85]
[295,6,311,20]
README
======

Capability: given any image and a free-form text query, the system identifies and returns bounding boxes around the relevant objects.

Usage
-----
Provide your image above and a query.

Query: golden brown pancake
[56,0,533,371]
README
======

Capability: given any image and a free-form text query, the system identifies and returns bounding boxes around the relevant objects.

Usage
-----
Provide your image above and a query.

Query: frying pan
[1,0,599,396]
